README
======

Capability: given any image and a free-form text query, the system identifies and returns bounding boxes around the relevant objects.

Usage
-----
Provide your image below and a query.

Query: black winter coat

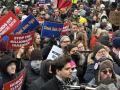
[65,31,74,42]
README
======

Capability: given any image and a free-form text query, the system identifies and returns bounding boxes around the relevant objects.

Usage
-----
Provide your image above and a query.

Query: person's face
[7,62,16,75]
[28,9,31,14]
[32,10,37,15]
[98,13,101,18]
[96,6,101,12]
[73,10,78,16]
[79,26,84,32]
[71,25,79,34]
[84,21,88,26]
[35,35,41,44]
[95,48,108,60]
[49,65,52,73]
[54,9,59,16]
[40,14,45,19]
[93,16,97,21]
[18,12,23,18]
[69,47,79,55]
[56,62,72,81]
[79,5,84,9]
[28,45,34,56]
[60,38,71,48]
[90,8,94,11]
[77,43,85,51]
[90,12,93,16]
[100,68,112,80]
[3,9,8,14]
[44,8,48,12]
[0,51,5,57]
[102,10,106,14]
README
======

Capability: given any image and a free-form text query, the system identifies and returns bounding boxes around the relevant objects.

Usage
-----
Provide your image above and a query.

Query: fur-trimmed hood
[78,52,86,66]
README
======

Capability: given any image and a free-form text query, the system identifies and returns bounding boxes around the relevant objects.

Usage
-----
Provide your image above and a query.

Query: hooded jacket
[0,55,18,90]
[27,60,53,90]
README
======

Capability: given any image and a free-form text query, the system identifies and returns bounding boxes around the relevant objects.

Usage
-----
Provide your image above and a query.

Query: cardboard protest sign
[13,14,39,34]
[79,51,92,56]
[58,0,72,9]
[33,5,44,11]
[41,21,64,38]
[47,45,63,60]
[39,0,50,5]
[95,23,111,30]
[108,32,114,42]
[61,22,69,35]
[0,11,21,37]
[3,69,25,90]
[7,31,35,49]
[37,19,44,24]
[109,11,120,26]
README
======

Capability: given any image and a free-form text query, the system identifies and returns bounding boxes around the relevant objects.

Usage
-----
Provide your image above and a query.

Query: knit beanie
[93,42,105,56]
[70,61,76,66]
[0,39,7,51]
[16,9,22,15]
[78,9,86,17]
[60,8,66,14]
[113,37,120,49]
[60,36,70,43]
[30,49,43,60]
[2,8,8,13]
[85,10,92,16]
[78,23,83,27]
[79,17,86,24]
[97,36,110,47]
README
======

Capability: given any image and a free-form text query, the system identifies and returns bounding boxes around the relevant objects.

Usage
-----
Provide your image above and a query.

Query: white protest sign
[47,45,63,60]
[110,0,115,2]
[103,0,109,1]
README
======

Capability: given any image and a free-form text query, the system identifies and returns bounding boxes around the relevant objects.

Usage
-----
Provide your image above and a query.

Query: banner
[7,31,35,49]
[109,11,120,26]
[61,22,69,35]
[41,21,64,38]
[39,0,50,5]
[0,11,21,37]
[33,5,44,11]
[108,32,114,42]
[37,19,44,24]
[47,45,63,60]
[13,14,39,34]
[58,0,72,9]
[0,16,3,20]
[79,51,92,56]
[3,69,25,90]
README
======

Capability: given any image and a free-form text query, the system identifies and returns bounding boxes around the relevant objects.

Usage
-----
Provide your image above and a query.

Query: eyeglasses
[101,70,113,74]
[62,41,70,43]
[78,46,84,49]
[97,50,106,54]
[71,67,76,71]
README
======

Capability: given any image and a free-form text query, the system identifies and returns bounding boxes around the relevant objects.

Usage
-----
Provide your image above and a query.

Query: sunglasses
[71,67,76,71]
[101,70,113,74]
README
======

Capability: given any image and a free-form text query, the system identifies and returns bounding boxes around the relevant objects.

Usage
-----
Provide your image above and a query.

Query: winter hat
[60,36,70,43]
[16,9,22,15]
[78,9,86,17]
[85,9,92,16]
[97,36,111,47]
[2,8,8,13]
[48,10,53,15]
[40,11,45,15]
[100,4,105,9]
[70,61,76,66]
[0,39,7,51]
[78,23,83,27]
[93,42,105,56]
[113,37,120,49]
[60,8,66,14]
[79,17,86,24]
[30,49,43,60]
[83,5,88,11]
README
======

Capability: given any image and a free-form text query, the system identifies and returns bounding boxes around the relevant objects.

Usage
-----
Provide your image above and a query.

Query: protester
[36,11,45,19]
[31,8,38,17]
[16,9,23,20]
[1,8,8,16]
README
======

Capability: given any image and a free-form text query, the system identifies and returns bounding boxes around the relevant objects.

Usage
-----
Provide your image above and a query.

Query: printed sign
[3,69,25,90]
[33,5,44,11]
[0,16,3,20]
[109,11,120,26]
[39,0,50,5]
[47,45,63,60]
[13,14,39,34]
[7,31,35,49]
[37,19,44,24]
[0,11,21,37]
[108,32,114,42]
[79,51,92,56]
[61,22,69,35]
[52,0,57,8]
[58,0,72,9]
[41,21,64,38]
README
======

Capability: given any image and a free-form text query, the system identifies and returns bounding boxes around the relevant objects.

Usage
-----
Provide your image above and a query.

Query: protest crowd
[1,0,120,90]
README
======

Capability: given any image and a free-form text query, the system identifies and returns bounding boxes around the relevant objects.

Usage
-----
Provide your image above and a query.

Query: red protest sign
[33,5,44,11]
[3,69,25,90]
[108,32,114,42]
[37,19,44,24]
[58,0,72,9]
[0,16,3,20]
[61,22,69,35]
[7,31,35,49]
[0,11,21,37]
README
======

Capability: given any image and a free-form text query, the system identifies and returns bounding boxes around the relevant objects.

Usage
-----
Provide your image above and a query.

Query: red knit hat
[0,39,7,51]
[16,9,22,15]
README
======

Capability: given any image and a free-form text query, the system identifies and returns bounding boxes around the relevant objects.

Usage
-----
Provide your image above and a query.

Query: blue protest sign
[41,21,64,38]
[13,14,39,34]
[79,51,93,56]
[39,0,50,5]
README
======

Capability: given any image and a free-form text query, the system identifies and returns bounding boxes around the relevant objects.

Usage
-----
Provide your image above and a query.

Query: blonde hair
[33,32,41,50]
[70,22,78,28]
[72,31,88,50]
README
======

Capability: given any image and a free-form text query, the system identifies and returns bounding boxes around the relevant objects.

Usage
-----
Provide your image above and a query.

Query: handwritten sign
[7,31,35,49]
[61,22,69,35]
[3,69,25,90]
[109,11,120,26]
[41,21,64,38]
